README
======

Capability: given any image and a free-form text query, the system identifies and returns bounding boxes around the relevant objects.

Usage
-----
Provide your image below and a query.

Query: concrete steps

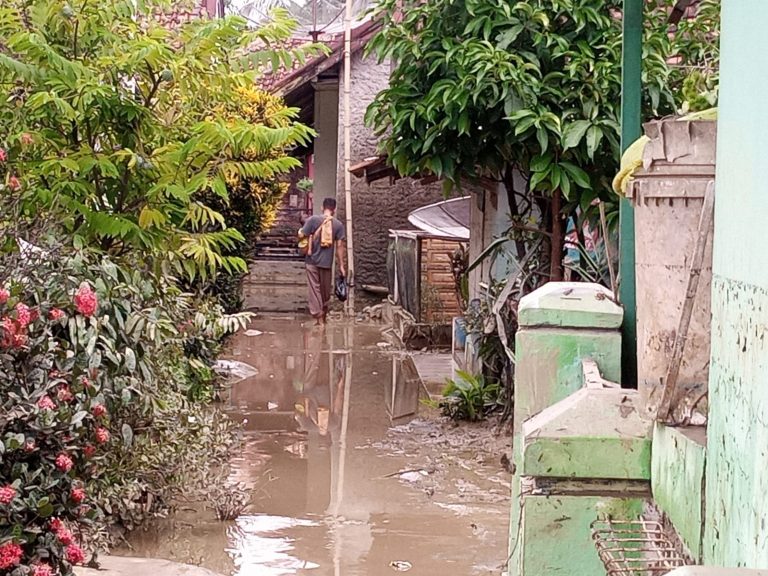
[242,259,307,313]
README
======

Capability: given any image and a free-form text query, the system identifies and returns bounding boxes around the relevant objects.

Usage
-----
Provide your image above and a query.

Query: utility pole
[342,0,355,314]
[620,0,642,387]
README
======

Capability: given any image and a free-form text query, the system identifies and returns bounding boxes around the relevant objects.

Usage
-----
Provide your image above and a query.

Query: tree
[0,0,317,280]
[365,0,710,280]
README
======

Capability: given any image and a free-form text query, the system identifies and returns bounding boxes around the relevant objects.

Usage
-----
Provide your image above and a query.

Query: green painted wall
[520,495,646,576]
[652,425,706,561]
[703,0,768,566]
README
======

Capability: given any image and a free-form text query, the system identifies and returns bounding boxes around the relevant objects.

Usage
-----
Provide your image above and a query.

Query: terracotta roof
[262,19,382,96]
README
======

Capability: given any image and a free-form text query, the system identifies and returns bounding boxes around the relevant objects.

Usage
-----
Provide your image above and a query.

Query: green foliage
[0,0,316,281]
[441,370,500,421]
[366,0,718,207]
[201,86,304,308]
[369,0,659,199]
[296,177,313,193]
[674,0,720,113]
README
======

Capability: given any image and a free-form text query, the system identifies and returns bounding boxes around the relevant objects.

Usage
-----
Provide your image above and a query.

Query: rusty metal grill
[591,518,689,576]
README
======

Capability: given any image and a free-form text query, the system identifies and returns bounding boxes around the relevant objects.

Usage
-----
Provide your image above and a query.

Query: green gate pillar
[509,282,625,576]
[619,0,643,387]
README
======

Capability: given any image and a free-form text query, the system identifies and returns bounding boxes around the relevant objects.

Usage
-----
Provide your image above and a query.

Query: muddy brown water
[120,318,511,575]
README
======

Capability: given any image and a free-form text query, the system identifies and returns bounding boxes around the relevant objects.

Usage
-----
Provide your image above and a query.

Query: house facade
[265,21,447,292]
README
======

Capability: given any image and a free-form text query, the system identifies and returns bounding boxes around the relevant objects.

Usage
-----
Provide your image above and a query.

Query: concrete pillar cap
[518,282,623,329]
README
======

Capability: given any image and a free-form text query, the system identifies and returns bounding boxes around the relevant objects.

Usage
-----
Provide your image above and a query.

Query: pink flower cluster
[70,487,86,504]
[74,283,98,317]
[48,307,65,321]
[92,403,107,418]
[0,316,27,349]
[95,427,110,444]
[15,302,31,328]
[50,518,73,545]
[0,282,99,349]
[57,385,74,403]
[32,563,54,576]
[55,453,73,473]
[51,520,86,564]
[0,302,38,349]
[0,541,23,570]
[0,485,16,505]
[66,544,85,565]
[37,396,56,411]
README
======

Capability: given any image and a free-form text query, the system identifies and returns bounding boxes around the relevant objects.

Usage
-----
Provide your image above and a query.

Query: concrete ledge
[76,557,224,576]
[667,569,768,576]
[517,282,623,329]
[522,388,652,480]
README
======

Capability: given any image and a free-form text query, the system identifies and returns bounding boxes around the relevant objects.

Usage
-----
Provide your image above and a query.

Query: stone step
[245,260,306,285]
[242,282,307,313]
[242,260,308,312]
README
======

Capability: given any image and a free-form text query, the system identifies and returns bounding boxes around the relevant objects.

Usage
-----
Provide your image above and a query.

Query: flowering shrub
[0,247,238,573]
[0,279,103,573]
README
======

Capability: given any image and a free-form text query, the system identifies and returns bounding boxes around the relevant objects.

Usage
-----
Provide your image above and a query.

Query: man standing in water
[299,197,346,325]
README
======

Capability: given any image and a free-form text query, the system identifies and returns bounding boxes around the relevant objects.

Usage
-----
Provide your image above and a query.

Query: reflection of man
[294,329,345,441]
[299,198,346,325]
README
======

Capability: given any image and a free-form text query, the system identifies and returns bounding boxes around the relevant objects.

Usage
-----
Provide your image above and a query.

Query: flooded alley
[121,318,511,576]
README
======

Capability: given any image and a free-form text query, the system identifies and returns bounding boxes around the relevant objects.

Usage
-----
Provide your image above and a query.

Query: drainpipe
[619,0,642,387]
[342,0,355,314]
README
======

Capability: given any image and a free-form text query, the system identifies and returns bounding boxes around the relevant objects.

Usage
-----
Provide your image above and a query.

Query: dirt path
[119,318,511,575]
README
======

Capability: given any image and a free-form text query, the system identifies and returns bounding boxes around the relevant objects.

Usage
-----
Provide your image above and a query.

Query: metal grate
[591,518,689,576]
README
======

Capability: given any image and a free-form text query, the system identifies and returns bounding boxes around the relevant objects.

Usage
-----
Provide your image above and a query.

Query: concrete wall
[335,53,445,288]
[703,0,768,566]
[313,80,340,215]
[652,425,706,561]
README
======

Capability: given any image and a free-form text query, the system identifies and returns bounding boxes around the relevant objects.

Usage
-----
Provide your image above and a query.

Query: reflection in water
[386,355,422,422]
[228,515,320,576]
[122,319,508,576]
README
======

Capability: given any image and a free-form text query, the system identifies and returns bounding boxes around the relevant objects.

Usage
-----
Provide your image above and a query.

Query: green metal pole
[620,0,642,387]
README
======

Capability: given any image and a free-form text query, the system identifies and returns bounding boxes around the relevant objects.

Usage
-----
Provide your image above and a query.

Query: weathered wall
[703,0,768,566]
[336,53,445,288]
[652,425,706,561]
[467,177,526,302]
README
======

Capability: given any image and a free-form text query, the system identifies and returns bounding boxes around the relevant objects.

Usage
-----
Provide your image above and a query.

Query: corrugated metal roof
[407,197,470,241]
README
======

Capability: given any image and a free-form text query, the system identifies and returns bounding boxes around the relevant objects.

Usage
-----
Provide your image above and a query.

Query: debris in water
[213,360,259,381]
[267,402,278,411]
[244,329,264,337]
[377,342,391,348]
[390,561,412,572]
[397,470,429,483]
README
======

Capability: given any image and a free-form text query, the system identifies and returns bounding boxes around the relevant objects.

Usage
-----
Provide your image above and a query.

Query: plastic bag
[335,275,348,302]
